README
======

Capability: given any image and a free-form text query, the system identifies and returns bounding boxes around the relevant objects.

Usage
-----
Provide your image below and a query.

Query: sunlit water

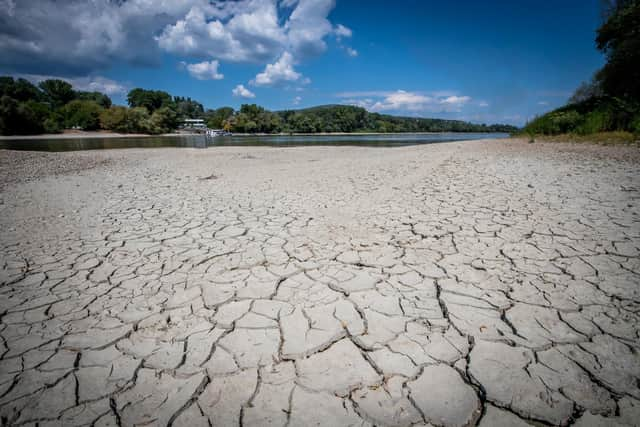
[0,132,509,152]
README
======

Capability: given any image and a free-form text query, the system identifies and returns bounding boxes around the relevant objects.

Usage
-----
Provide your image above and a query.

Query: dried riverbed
[0,139,639,426]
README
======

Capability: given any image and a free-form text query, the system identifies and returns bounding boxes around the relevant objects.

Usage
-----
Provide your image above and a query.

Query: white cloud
[0,0,205,75]
[251,51,307,86]
[279,0,299,9]
[538,101,549,106]
[439,95,471,109]
[157,1,286,63]
[156,0,340,63]
[345,47,358,57]
[334,24,352,38]
[183,60,224,80]
[232,84,255,98]
[1,0,348,78]
[371,91,433,111]
[285,0,336,58]
[479,101,489,107]
[293,95,302,105]
[339,90,472,113]
[73,76,128,95]
[335,90,392,98]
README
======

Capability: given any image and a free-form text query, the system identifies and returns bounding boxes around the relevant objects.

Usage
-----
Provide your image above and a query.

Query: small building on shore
[181,118,207,129]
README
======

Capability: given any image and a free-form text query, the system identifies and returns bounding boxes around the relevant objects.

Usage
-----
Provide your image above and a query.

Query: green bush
[61,100,103,130]
[631,115,640,135]
[99,106,153,133]
[575,110,612,134]
[126,107,151,133]
[146,107,178,134]
[43,116,63,134]
[524,96,640,137]
[99,106,128,132]
[0,96,48,135]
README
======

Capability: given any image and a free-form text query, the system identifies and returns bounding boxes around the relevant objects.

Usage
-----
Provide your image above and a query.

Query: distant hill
[274,104,518,134]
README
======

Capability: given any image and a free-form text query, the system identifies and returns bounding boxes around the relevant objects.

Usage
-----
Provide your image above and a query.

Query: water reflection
[0,133,508,152]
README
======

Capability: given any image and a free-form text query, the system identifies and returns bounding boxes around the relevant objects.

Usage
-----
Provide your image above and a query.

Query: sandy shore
[1,138,639,426]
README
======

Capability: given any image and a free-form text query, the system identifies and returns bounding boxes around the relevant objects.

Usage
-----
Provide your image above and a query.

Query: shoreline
[0,130,510,140]
[0,131,199,140]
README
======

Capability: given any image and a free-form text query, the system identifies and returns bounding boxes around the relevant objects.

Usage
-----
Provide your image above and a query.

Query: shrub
[632,115,640,135]
[146,107,178,134]
[575,110,612,135]
[62,100,103,130]
[99,106,129,132]
[0,96,48,135]
[126,107,151,133]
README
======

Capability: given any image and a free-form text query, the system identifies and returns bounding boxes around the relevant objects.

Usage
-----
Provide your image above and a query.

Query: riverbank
[1,138,638,426]
[0,130,510,140]
[0,130,201,140]
[525,131,639,145]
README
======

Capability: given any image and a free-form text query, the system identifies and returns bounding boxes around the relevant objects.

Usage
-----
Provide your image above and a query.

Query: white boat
[205,129,232,137]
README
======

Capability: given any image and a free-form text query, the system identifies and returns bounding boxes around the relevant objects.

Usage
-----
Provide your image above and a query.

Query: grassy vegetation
[525,131,638,145]
[521,1,639,143]
[522,97,640,138]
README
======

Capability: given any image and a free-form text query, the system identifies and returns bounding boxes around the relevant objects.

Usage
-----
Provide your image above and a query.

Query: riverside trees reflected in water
[0,133,509,152]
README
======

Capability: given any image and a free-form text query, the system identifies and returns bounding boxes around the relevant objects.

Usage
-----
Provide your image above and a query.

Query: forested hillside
[523,0,639,137]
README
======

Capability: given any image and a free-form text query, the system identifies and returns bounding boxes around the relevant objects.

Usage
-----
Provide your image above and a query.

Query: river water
[0,132,509,152]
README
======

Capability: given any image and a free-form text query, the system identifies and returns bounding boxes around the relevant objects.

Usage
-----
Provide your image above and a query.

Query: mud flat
[1,138,639,426]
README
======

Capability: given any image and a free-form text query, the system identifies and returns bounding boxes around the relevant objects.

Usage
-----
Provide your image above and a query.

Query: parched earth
[0,139,639,426]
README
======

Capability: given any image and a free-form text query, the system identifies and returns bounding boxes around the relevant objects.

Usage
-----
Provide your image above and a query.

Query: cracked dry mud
[0,138,639,426]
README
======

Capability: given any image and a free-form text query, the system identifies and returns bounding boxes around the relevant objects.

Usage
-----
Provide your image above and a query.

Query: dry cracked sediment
[0,138,639,426]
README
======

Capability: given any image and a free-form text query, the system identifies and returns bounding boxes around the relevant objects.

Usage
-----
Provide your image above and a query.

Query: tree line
[1,78,517,136]
[225,104,517,133]
[523,0,640,137]
[0,79,205,135]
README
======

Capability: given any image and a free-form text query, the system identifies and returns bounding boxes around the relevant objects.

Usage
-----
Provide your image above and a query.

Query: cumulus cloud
[345,47,358,57]
[156,0,339,63]
[372,91,433,111]
[251,52,307,87]
[338,90,472,113]
[157,1,286,63]
[285,0,336,58]
[439,95,471,107]
[334,24,352,38]
[183,60,224,80]
[0,0,202,75]
[0,0,347,77]
[232,84,256,98]
[293,96,302,105]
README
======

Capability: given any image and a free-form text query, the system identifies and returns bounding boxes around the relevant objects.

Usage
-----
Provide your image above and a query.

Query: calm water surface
[0,133,509,152]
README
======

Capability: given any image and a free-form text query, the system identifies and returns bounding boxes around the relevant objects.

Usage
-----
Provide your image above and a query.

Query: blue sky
[0,0,604,125]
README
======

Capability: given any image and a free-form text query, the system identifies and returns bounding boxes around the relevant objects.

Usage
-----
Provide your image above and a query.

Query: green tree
[595,0,640,100]
[99,106,129,132]
[146,106,178,134]
[0,96,47,135]
[126,107,151,133]
[205,107,235,128]
[76,91,112,108]
[38,79,75,108]
[127,88,173,113]
[569,76,604,104]
[61,100,103,130]
[0,77,42,102]
[174,96,204,118]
